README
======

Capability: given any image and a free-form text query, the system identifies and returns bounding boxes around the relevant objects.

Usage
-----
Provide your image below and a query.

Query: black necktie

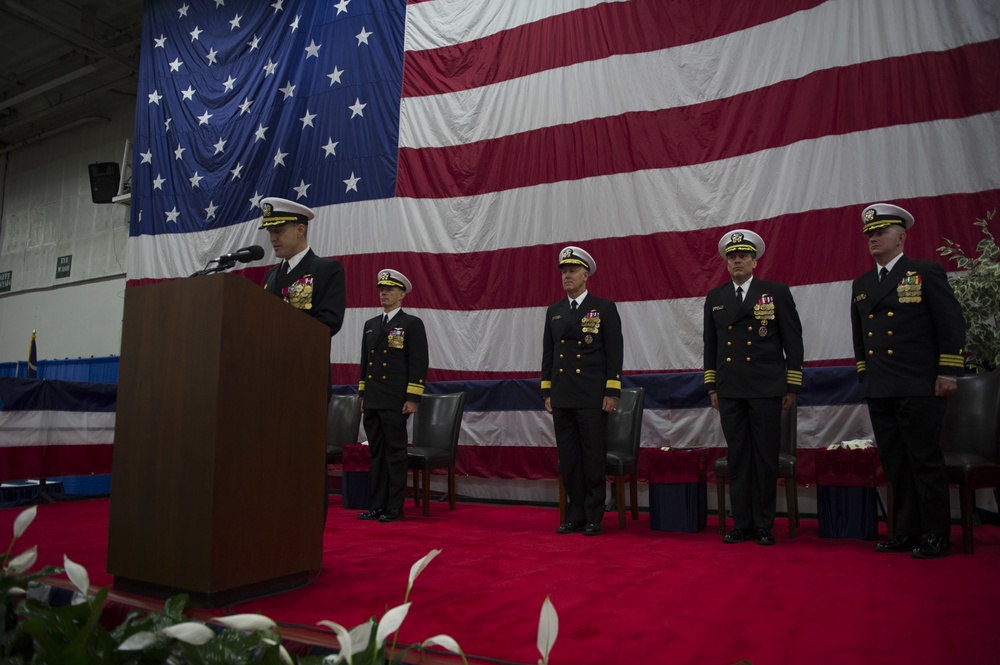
[736,286,744,304]
[570,300,577,311]
[382,313,389,328]
[279,261,289,276]
[879,266,888,283]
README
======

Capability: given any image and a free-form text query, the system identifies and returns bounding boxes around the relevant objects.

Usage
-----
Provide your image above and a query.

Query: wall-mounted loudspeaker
[88,162,121,204]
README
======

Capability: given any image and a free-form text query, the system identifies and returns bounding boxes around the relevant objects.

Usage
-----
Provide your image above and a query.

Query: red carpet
[4,497,999,664]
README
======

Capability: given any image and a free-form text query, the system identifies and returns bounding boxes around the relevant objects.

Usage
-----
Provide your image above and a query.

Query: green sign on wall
[56,255,72,279]
[0,270,10,293]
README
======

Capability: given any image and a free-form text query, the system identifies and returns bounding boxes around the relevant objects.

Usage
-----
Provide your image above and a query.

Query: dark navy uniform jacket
[541,294,624,410]
[264,249,346,336]
[851,255,965,398]
[703,278,804,398]
[358,310,429,410]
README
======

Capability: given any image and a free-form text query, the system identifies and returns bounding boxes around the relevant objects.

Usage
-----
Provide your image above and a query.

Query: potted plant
[938,210,1000,372]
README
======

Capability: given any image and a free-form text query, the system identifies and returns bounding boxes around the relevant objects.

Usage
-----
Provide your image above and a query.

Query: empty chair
[939,371,1000,554]
[715,400,799,537]
[558,387,645,529]
[326,393,362,466]
[407,392,466,517]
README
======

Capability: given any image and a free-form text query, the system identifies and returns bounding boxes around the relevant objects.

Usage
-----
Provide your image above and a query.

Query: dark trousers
[363,408,409,512]
[719,396,781,530]
[867,396,951,537]
[553,407,607,524]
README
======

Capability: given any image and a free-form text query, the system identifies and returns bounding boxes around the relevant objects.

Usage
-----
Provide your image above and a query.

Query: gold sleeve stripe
[704,370,716,383]
[606,380,622,390]
[406,383,425,395]
[358,381,365,391]
[939,354,965,368]
[540,380,551,390]
[786,371,803,385]
[856,361,866,373]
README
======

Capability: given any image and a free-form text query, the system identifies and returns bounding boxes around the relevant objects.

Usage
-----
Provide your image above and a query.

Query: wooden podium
[107,273,330,606]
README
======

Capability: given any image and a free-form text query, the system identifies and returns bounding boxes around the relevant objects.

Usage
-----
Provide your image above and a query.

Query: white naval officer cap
[557,246,596,275]
[718,229,765,258]
[258,197,315,229]
[861,203,915,234]
[376,268,413,292]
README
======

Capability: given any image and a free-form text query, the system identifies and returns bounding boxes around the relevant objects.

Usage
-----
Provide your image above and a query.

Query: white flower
[537,596,558,665]
[213,614,277,632]
[422,634,463,655]
[348,621,373,656]
[13,506,37,540]
[407,549,442,594]
[8,546,37,575]
[375,603,410,646]
[63,555,89,596]
[318,620,353,664]
[118,631,158,651]
[259,640,293,665]
[163,622,215,645]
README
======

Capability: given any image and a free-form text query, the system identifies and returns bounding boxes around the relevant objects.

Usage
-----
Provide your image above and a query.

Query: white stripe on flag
[127,112,1000,282]
[0,411,116,447]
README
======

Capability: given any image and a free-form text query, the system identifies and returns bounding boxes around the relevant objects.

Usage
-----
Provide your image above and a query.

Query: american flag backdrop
[128,0,1000,482]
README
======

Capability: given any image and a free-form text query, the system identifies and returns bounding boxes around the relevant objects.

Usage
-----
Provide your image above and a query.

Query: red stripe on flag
[338,191,993,309]
[398,40,1000,199]
[0,445,113,481]
[125,190,999,310]
[402,0,827,97]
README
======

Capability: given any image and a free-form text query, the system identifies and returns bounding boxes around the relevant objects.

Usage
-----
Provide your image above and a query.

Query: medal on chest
[897,272,923,303]
[387,327,405,349]
[753,295,774,336]
[283,275,314,310]
[581,310,601,335]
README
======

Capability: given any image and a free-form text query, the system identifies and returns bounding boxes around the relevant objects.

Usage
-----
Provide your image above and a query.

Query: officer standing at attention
[541,246,624,536]
[260,197,346,337]
[704,230,804,546]
[357,270,429,523]
[851,203,965,559]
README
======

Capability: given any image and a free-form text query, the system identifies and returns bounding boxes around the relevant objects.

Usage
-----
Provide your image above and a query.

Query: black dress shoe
[379,509,404,522]
[910,535,951,559]
[583,522,602,536]
[874,535,922,553]
[556,521,584,534]
[357,509,383,521]
[755,528,776,546]
[723,527,751,544]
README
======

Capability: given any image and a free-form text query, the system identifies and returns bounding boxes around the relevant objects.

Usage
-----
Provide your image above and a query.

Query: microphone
[212,245,265,264]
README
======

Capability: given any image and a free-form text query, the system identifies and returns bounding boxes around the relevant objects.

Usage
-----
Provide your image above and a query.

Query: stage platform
[3,496,999,664]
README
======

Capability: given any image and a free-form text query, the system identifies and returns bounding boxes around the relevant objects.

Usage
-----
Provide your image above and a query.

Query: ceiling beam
[0,74,134,138]
[0,65,97,112]
[2,0,138,73]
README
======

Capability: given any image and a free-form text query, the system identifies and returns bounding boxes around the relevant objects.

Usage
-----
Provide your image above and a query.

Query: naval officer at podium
[260,197,346,337]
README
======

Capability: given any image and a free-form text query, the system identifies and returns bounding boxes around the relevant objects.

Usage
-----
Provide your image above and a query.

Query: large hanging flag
[127,0,1000,476]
